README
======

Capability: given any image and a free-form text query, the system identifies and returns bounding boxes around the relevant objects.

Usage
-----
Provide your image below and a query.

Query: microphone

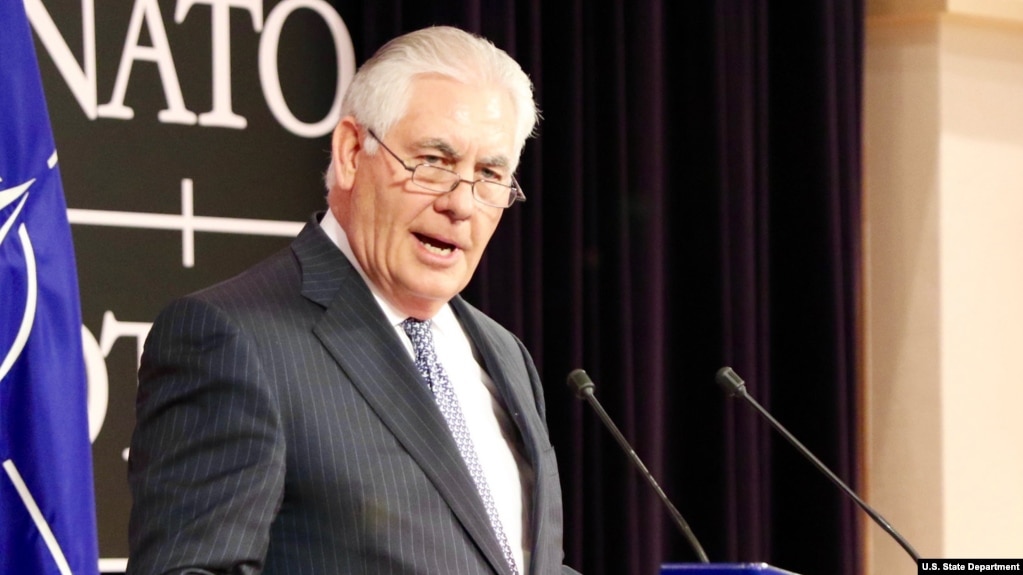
[715,366,921,562]
[567,369,710,563]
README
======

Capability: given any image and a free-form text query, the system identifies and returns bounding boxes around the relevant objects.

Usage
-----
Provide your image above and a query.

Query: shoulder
[193,246,302,310]
[450,297,532,358]
[450,297,516,340]
[160,214,343,321]
[450,296,539,381]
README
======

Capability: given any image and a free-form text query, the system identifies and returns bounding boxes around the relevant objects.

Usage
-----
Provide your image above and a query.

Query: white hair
[324,26,538,193]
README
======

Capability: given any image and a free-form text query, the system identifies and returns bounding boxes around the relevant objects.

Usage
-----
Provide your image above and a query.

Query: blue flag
[1,2,100,574]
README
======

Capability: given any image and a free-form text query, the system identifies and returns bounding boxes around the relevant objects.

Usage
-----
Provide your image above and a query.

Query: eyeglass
[367,129,526,209]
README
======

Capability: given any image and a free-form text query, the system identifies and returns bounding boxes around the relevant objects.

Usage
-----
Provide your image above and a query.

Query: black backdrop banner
[33,1,863,574]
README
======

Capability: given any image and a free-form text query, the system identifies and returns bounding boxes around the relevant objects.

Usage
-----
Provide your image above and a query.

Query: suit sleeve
[127,297,286,575]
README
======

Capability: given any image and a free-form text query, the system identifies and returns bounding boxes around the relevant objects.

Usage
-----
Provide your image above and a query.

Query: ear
[330,116,362,191]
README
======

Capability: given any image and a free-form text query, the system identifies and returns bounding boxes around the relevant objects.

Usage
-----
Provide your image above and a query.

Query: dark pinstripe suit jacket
[127,215,576,575]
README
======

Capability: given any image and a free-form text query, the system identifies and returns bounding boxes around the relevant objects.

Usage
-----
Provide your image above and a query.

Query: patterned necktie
[400,318,520,575]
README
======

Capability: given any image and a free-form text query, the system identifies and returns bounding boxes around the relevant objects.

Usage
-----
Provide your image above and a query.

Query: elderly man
[127,26,578,575]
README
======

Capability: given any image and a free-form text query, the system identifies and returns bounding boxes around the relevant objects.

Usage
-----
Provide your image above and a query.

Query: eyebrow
[415,138,460,159]
[413,138,511,170]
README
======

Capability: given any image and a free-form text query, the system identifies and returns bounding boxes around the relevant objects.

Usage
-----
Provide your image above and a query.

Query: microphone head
[715,366,747,398]
[566,369,596,399]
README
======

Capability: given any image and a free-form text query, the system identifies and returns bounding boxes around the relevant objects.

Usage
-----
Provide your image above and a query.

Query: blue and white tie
[400,318,519,575]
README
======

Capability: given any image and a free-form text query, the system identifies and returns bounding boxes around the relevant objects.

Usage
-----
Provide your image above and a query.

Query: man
[127,26,578,575]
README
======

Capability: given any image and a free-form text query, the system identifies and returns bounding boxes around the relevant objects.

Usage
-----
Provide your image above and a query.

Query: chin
[415,286,462,304]
[411,267,468,292]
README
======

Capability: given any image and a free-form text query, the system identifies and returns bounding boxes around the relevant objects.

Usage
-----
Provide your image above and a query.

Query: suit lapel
[450,298,540,458]
[451,298,556,568]
[290,218,512,575]
[452,298,561,574]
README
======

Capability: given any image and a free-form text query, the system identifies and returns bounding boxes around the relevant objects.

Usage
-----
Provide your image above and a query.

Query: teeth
[422,240,453,256]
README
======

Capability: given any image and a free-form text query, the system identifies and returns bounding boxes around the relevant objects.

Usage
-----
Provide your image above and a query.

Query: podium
[661,564,801,575]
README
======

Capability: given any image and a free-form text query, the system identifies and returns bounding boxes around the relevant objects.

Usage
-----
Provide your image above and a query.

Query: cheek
[354,185,403,230]
[475,211,503,244]
[376,196,432,253]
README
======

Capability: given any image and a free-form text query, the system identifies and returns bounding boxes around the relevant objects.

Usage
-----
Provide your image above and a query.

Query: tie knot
[400,317,433,344]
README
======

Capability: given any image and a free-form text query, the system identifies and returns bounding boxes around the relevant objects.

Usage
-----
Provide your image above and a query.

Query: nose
[434,178,476,219]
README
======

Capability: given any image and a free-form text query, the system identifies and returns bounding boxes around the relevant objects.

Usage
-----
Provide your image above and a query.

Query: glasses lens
[475,181,514,208]
[411,165,518,208]
[412,165,456,192]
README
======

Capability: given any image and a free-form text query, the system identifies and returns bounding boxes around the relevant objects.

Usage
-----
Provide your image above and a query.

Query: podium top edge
[661,564,801,575]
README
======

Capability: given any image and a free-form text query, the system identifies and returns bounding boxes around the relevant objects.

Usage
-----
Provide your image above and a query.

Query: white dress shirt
[319,210,535,572]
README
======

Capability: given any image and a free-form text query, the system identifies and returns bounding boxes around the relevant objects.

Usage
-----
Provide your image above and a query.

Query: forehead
[390,75,518,159]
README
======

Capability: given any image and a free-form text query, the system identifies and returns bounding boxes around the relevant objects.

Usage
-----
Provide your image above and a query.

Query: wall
[864,1,1023,572]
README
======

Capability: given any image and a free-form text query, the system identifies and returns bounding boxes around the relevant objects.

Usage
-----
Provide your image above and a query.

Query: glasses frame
[366,129,526,209]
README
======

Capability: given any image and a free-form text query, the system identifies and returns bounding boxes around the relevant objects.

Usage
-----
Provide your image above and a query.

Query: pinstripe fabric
[400,318,519,575]
[127,214,575,575]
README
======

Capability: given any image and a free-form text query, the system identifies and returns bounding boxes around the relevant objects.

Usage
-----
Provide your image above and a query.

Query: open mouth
[414,232,457,256]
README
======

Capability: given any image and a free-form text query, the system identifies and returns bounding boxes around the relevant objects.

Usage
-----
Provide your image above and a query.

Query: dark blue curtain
[335,2,864,574]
